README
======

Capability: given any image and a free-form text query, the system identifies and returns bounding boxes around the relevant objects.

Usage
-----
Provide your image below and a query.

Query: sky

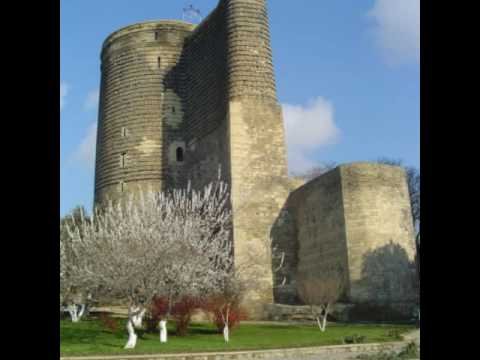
[60,0,420,217]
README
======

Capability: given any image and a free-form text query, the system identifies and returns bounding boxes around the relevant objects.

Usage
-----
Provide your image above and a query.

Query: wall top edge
[288,161,406,196]
[102,20,196,52]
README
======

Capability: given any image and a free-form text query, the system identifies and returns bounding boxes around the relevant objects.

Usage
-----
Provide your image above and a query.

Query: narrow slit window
[176,147,184,162]
[120,181,126,193]
[154,31,159,40]
[120,152,127,168]
[157,57,161,68]
[121,127,127,137]
[172,106,176,114]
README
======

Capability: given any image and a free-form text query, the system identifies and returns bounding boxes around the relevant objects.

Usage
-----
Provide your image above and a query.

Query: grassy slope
[60,319,413,357]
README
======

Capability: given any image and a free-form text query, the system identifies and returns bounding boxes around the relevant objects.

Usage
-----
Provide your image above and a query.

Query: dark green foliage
[343,334,366,344]
[98,313,120,334]
[386,329,403,341]
[356,342,419,360]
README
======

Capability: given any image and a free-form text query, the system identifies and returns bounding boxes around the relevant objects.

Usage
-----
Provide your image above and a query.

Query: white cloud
[282,97,340,174]
[60,82,69,110]
[367,0,420,65]
[84,89,100,111]
[74,123,97,170]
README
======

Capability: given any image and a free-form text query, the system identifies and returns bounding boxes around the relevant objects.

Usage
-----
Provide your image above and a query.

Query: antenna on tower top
[182,3,202,24]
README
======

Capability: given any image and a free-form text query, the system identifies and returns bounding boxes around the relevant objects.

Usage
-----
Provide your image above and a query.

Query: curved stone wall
[94,21,194,205]
[224,0,277,100]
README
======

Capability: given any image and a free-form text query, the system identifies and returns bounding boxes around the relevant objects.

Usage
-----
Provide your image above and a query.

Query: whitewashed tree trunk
[223,324,229,343]
[131,309,146,328]
[320,315,327,332]
[315,315,327,332]
[77,304,86,319]
[124,306,146,349]
[124,319,137,349]
[159,320,168,343]
[67,304,78,322]
[67,304,85,322]
[222,305,230,343]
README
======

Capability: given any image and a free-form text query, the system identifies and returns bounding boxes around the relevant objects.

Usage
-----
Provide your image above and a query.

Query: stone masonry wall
[224,0,290,318]
[281,163,417,309]
[340,163,418,305]
[95,21,194,205]
[281,168,350,304]
[178,3,231,189]
[93,1,417,320]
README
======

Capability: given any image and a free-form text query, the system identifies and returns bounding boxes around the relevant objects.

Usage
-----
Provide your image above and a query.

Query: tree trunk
[77,304,86,320]
[124,306,146,349]
[131,309,146,328]
[222,305,230,343]
[223,324,229,343]
[320,315,327,332]
[67,304,85,322]
[159,320,168,343]
[67,304,76,322]
[315,315,327,332]
[124,319,137,349]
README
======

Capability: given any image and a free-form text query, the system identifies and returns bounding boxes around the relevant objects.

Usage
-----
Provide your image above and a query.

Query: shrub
[171,296,204,336]
[386,329,403,340]
[343,334,366,344]
[150,296,169,320]
[398,342,419,358]
[98,313,119,333]
[356,342,419,360]
[211,305,248,333]
[145,296,170,333]
[202,297,248,333]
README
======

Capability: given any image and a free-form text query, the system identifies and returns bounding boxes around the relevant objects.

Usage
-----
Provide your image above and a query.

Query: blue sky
[60,0,420,216]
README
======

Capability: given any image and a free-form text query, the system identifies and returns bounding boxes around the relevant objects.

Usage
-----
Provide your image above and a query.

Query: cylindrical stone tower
[224,0,277,101]
[223,0,290,317]
[94,21,194,206]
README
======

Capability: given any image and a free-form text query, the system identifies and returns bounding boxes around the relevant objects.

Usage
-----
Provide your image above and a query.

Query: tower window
[154,31,159,40]
[119,181,126,193]
[176,147,184,162]
[172,106,176,114]
[121,127,128,137]
[157,57,161,68]
[120,152,127,168]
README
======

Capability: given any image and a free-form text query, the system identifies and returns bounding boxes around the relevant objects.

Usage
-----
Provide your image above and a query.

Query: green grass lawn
[60,318,414,357]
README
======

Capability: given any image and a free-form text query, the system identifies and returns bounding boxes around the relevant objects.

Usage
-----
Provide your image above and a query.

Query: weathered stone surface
[276,163,418,315]
[93,1,418,320]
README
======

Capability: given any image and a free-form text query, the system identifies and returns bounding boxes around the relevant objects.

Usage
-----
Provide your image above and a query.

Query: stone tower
[94,0,289,316]
[95,21,195,204]
[94,0,418,319]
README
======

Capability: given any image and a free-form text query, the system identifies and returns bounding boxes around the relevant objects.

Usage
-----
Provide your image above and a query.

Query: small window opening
[120,152,126,168]
[172,106,176,114]
[157,57,161,68]
[154,31,159,40]
[120,181,126,193]
[121,127,127,137]
[176,147,184,162]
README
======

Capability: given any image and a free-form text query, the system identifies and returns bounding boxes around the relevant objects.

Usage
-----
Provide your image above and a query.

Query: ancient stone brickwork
[223,0,290,317]
[94,0,418,319]
[224,0,277,100]
[279,163,417,308]
[340,163,417,305]
[281,168,350,303]
[179,3,231,190]
[95,21,194,204]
